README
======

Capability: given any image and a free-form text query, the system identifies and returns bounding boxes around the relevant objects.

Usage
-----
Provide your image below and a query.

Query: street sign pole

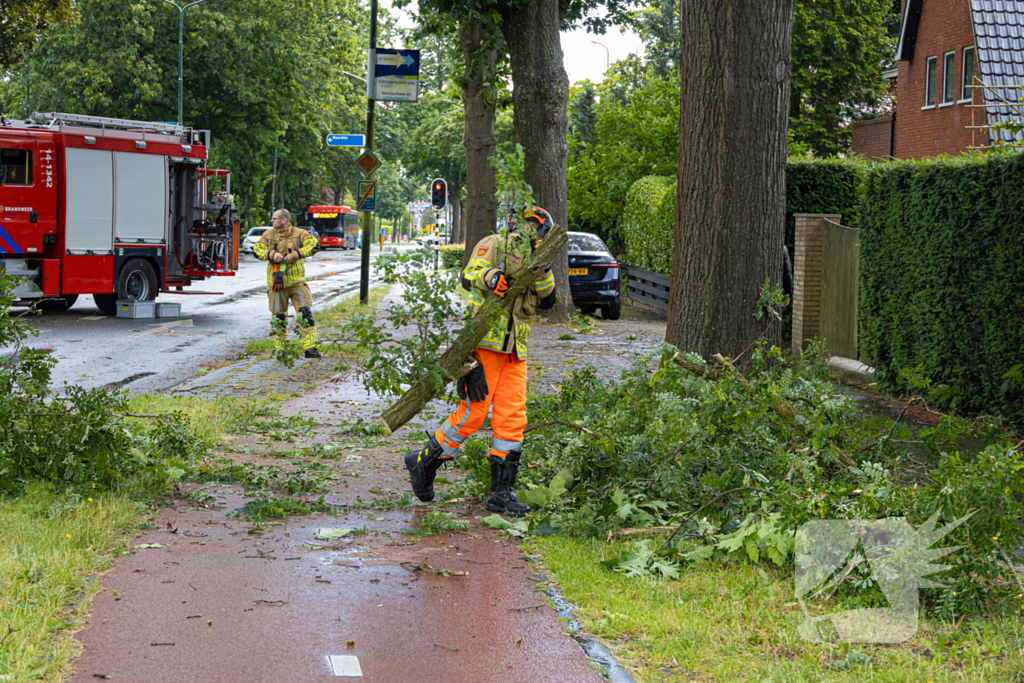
[359,0,378,306]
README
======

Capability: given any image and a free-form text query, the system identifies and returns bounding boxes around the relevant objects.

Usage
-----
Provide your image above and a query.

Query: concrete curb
[830,356,876,387]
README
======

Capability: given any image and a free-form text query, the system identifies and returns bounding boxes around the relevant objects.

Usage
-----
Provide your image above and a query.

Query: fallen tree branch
[523,420,593,436]
[656,486,777,556]
[380,225,568,433]
[994,539,1024,598]
[607,526,680,542]
[670,353,801,431]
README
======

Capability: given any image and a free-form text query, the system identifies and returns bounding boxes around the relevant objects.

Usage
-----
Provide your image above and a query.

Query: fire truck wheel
[36,294,79,312]
[117,258,158,303]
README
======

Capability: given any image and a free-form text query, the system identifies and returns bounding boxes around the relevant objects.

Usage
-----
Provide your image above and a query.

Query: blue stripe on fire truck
[0,224,24,254]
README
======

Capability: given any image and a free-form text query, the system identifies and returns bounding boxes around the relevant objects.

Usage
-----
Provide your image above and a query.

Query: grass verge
[244,285,390,355]
[0,483,146,681]
[532,535,1024,682]
[125,395,277,447]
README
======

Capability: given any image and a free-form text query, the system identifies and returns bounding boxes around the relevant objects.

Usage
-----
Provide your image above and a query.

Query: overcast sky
[381,0,647,84]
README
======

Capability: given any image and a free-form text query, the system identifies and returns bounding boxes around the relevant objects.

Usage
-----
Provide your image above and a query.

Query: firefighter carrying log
[253,208,321,359]
[405,207,556,517]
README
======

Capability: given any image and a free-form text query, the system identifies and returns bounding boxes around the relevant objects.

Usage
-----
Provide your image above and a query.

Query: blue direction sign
[327,134,365,147]
[374,48,420,103]
[357,180,377,212]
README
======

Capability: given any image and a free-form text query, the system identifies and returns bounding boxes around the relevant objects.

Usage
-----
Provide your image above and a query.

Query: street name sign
[373,48,420,103]
[357,180,377,212]
[327,134,365,147]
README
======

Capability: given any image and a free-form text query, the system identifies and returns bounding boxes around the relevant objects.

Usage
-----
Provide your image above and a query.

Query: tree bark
[667,0,794,359]
[499,0,573,316]
[460,21,499,263]
[450,183,462,244]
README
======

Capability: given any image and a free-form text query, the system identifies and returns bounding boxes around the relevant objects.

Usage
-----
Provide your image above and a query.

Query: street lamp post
[591,40,610,73]
[161,0,209,125]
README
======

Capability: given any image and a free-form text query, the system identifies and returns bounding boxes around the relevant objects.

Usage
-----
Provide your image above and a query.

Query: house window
[961,46,975,101]
[925,56,937,107]
[0,149,32,185]
[943,52,956,104]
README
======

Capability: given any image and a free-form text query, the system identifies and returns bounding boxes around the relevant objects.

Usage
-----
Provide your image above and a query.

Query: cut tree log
[380,224,568,433]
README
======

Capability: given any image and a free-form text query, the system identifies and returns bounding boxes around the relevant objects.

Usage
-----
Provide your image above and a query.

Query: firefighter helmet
[522,206,554,241]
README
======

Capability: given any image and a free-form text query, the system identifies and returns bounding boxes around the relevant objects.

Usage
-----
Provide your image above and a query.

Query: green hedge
[860,153,1024,416]
[621,159,866,277]
[438,243,465,270]
[620,175,676,274]
[786,157,866,249]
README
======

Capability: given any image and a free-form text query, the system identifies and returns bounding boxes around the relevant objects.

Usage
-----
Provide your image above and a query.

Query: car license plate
[568,268,588,276]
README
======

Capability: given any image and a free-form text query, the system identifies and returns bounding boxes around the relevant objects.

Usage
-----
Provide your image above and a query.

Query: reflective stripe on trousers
[433,348,528,459]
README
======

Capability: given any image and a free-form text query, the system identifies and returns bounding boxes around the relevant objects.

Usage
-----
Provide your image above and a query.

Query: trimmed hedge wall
[438,243,465,270]
[621,175,676,274]
[621,159,866,277]
[786,157,866,250]
[860,153,1024,415]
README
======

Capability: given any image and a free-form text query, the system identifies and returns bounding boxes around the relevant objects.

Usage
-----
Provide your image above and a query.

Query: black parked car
[567,231,621,320]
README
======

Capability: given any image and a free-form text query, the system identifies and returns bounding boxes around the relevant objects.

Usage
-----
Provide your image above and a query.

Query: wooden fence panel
[820,219,860,359]
[624,265,670,315]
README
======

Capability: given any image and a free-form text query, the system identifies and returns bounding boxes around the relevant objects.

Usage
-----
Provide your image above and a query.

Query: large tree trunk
[500,0,573,316]
[450,183,462,244]
[460,21,499,263]
[667,0,794,359]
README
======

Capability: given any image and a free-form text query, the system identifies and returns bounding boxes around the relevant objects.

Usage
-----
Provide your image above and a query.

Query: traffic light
[431,178,447,210]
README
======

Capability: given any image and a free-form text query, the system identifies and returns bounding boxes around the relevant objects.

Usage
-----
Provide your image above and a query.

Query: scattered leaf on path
[316,528,354,539]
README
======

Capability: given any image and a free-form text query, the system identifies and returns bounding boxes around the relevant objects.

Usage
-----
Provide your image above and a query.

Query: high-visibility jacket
[253,226,318,287]
[462,231,556,358]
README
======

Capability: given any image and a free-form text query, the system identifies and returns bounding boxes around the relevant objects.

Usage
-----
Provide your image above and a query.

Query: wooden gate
[819,218,860,359]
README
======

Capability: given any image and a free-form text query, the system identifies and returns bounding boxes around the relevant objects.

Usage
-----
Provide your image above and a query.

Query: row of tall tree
[567,0,900,249]
[2,0,903,353]
[0,0,433,228]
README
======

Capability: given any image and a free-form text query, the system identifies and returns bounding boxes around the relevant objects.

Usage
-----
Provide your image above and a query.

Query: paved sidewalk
[69,299,665,682]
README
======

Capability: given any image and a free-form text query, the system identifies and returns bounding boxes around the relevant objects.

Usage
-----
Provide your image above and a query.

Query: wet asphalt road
[21,246,397,396]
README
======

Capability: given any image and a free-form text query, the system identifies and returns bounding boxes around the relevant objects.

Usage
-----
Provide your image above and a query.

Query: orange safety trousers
[434,349,527,460]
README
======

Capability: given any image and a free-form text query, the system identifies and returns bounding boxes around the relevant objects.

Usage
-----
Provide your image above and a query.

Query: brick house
[851,0,1024,160]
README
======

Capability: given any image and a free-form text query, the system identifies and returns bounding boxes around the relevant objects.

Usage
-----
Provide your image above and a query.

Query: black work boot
[304,348,322,359]
[485,453,531,518]
[404,433,447,502]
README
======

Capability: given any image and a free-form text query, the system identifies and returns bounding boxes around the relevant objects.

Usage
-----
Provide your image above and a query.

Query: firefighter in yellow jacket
[405,207,557,516]
[253,208,321,359]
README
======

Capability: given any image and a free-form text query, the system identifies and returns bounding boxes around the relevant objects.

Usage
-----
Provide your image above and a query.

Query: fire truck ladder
[32,112,189,135]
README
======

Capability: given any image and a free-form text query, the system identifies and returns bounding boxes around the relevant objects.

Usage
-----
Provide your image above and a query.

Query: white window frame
[941,51,956,105]
[923,56,938,109]
[960,46,975,103]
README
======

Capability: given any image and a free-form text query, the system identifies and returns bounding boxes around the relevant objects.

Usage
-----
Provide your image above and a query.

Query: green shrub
[620,160,867,279]
[860,152,1024,417]
[785,156,867,243]
[438,243,465,270]
[620,175,675,274]
[517,349,1022,617]
[0,275,203,495]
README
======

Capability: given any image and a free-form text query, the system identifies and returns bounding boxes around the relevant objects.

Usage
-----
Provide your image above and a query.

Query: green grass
[533,535,1024,682]
[0,483,146,681]
[245,285,390,355]
[125,394,274,447]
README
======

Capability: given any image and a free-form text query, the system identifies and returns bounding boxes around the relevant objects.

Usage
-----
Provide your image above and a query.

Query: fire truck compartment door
[65,147,113,253]
[114,152,166,243]
[0,136,39,254]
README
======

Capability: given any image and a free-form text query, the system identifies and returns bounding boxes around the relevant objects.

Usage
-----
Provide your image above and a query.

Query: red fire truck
[0,112,238,314]
[306,205,359,250]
